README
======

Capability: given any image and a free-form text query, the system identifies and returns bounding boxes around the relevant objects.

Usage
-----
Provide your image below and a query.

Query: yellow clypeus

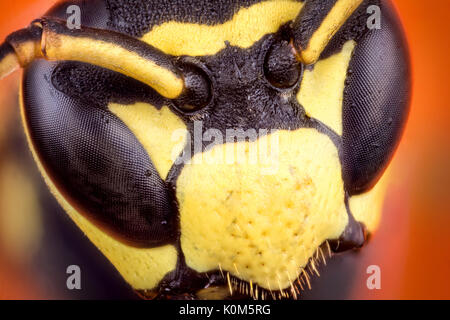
[177,128,348,290]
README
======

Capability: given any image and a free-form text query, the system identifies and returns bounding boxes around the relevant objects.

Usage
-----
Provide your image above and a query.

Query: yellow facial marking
[20,93,178,290]
[298,0,362,64]
[177,128,348,290]
[109,103,186,180]
[297,40,356,136]
[141,0,303,56]
[350,167,392,232]
[43,32,184,99]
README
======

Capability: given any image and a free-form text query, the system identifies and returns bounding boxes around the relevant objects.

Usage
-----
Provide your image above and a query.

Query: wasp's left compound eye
[264,40,302,89]
[174,62,212,112]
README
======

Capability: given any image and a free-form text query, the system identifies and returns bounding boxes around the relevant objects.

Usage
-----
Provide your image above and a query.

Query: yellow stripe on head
[141,0,304,56]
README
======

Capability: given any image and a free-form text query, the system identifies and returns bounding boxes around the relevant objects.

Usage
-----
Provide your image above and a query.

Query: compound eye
[264,40,302,89]
[174,62,212,112]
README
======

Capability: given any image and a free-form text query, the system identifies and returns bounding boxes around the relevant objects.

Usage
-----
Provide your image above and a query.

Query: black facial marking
[178,36,306,133]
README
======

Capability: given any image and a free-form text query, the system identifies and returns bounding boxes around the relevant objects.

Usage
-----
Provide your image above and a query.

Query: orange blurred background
[0,0,449,299]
